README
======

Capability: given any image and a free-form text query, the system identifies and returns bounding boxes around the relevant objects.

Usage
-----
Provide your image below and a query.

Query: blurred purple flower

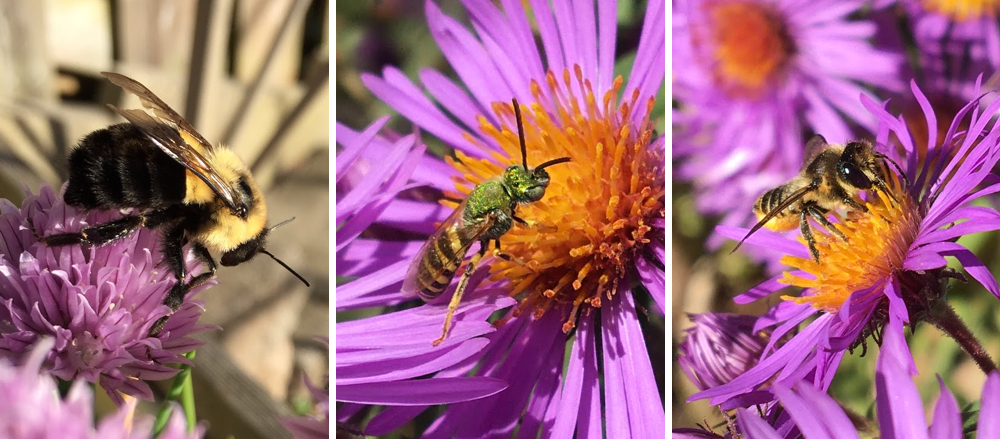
[673,0,903,267]
[0,185,215,405]
[282,337,330,439]
[679,313,771,391]
[0,337,203,439]
[694,80,1000,407]
[337,0,665,437]
[732,317,1000,438]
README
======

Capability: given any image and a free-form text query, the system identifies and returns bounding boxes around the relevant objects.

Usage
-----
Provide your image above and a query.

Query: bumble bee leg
[35,215,145,247]
[432,245,485,347]
[149,224,189,337]
[806,207,847,242]
[800,209,821,263]
[185,243,217,289]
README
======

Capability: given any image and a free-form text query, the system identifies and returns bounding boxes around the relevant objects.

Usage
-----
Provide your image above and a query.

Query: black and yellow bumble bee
[402,98,571,346]
[34,72,309,334]
[732,135,907,262]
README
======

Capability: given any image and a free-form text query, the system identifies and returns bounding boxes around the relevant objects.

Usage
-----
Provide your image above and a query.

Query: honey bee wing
[101,72,246,215]
[401,198,494,300]
[802,135,828,167]
[732,184,815,253]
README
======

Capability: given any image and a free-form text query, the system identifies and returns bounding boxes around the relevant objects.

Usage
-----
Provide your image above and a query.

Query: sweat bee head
[504,98,572,203]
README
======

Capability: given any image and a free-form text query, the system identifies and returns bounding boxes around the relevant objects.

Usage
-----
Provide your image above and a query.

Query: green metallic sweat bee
[401,98,572,346]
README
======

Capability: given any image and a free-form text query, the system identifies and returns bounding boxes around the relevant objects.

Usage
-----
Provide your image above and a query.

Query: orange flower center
[704,0,795,96]
[922,0,1000,21]
[444,67,664,332]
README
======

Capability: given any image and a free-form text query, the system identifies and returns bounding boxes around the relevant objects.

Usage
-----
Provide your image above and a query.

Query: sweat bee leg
[806,206,847,242]
[492,239,537,273]
[433,244,486,347]
[799,208,821,263]
[512,214,529,226]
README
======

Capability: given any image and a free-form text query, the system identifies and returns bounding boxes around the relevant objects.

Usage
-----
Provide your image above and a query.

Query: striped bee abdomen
[64,123,187,210]
[403,212,488,302]
[755,185,784,216]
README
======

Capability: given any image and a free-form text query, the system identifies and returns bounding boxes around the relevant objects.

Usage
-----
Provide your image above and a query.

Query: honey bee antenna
[270,217,296,230]
[260,249,310,287]
[512,98,528,170]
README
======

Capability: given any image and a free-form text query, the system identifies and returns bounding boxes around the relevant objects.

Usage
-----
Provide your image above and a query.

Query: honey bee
[402,98,571,346]
[33,72,309,335]
[733,135,906,262]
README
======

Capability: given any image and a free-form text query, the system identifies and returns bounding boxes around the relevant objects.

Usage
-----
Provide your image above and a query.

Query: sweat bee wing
[402,197,495,302]
[100,72,249,217]
[732,184,816,254]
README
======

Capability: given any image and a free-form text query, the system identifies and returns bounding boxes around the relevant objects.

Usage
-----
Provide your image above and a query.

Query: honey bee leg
[35,215,145,246]
[432,245,486,347]
[843,196,868,213]
[806,207,847,242]
[799,209,821,263]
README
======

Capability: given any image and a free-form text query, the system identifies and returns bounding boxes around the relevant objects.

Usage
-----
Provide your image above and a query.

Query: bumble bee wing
[101,72,214,149]
[732,184,815,254]
[101,72,246,215]
[401,198,494,301]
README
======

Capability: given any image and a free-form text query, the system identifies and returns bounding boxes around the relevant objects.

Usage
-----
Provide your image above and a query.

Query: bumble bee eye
[238,178,253,197]
[840,163,872,188]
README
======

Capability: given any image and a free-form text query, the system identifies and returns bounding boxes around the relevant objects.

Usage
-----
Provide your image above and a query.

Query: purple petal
[979,373,1000,438]
[928,376,961,439]
[337,377,506,406]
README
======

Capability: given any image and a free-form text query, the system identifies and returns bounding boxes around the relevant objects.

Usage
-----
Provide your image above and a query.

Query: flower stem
[153,350,198,436]
[927,302,998,374]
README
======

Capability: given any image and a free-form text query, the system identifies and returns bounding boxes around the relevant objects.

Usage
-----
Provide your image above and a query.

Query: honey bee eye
[840,163,872,188]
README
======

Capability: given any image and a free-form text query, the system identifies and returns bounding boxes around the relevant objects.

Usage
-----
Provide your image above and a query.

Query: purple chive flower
[0,337,203,439]
[731,318,1000,438]
[679,313,771,391]
[673,0,903,265]
[692,80,1000,408]
[336,0,665,436]
[0,185,214,405]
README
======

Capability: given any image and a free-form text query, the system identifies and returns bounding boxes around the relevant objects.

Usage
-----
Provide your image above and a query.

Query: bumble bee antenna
[271,217,296,230]
[261,249,310,287]
[512,98,528,170]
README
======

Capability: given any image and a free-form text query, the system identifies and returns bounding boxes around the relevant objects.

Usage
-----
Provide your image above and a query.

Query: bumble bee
[733,135,906,262]
[402,98,571,346]
[34,72,309,335]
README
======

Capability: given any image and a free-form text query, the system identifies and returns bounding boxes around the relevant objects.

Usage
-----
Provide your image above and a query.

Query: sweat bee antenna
[512,98,528,169]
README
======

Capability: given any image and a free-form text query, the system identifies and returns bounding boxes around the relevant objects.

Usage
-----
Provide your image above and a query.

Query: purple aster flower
[728,317,1000,438]
[0,184,215,405]
[679,313,772,391]
[336,0,665,436]
[692,79,1000,408]
[673,0,904,266]
[0,337,203,439]
[876,0,1000,103]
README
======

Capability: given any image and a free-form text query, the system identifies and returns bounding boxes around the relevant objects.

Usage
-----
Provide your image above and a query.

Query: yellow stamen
[922,0,1000,21]
[779,174,920,311]
[702,0,795,96]
[446,66,664,331]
